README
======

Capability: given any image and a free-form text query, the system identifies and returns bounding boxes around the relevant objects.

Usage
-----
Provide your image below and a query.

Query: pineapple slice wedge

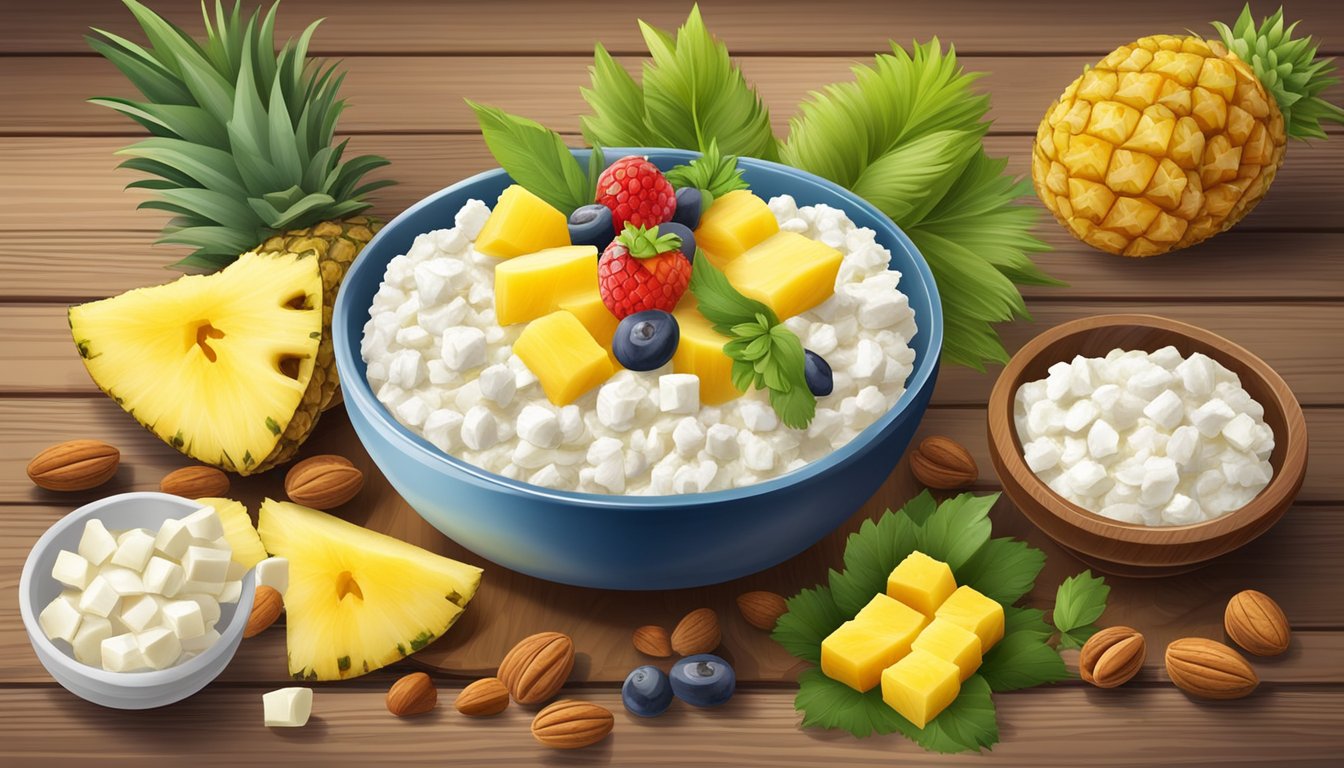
[257,499,483,681]
[197,498,268,570]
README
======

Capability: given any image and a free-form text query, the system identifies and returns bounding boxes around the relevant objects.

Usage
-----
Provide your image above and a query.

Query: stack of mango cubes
[820,551,1005,728]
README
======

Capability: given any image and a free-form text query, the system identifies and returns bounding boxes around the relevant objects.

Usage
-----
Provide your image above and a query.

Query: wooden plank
[9,55,1340,137]
[4,302,1340,404]
[9,0,1344,55]
[0,685,1341,766]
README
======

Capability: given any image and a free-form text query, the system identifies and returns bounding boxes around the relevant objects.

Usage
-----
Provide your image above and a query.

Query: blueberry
[672,187,704,229]
[622,665,674,717]
[669,654,735,708]
[654,221,695,263]
[568,203,615,248]
[804,349,834,396]
[613,310,679,371]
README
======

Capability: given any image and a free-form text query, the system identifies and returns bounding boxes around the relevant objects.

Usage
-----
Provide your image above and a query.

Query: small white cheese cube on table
[78,575,122,619]
[264,687,314,727]
[77,519,118,566]
[39,594,83,644]
[102,633,146,672]
[51,550,95,590]
[153,518,193,561]
[136,627,183,670]
[181,545,232,586]
[181,506,225,542]
[161,600,206,640]
[142,556,185,598]
[119,594,161,634]
[72,615,113,666]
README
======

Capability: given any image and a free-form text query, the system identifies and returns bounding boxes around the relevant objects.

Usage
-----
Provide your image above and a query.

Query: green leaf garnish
[1051,569,1110,650]
[616,223,681,259]
[468,100,590,214]
[687,253,815,428]
[580,5,779,161]
[979,608,1071,691]
[664,139,748,198]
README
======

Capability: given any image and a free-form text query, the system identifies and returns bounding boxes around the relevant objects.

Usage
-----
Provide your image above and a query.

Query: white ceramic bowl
[19,492,255,709]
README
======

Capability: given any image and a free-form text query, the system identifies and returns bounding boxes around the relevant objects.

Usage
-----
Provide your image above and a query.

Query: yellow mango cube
[494,245,599,326]
[821,620,913,693]
[671,298,741,405]
[913,618,983,682]
[722,231,842,320]
[694,189,779,267]
[475,185,571,258]
[557,290,622,368]
[881,650,961,729]
[886,551,956,618]
[855,593,930,639]
[935,586,1005,651]
[512,311,613,405]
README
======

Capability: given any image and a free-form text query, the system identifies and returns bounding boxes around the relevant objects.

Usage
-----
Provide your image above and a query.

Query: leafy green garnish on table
[688,252,815,428]
[772,491,1105,754]
[664,139,748,205]
[1051,569,1111,650]
[468,101,593,214]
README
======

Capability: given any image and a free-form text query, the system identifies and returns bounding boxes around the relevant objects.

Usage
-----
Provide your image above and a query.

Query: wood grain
[0,685,1340,766]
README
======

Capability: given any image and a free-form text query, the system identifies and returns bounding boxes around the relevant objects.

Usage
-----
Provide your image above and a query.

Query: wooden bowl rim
[988,313,1308,547]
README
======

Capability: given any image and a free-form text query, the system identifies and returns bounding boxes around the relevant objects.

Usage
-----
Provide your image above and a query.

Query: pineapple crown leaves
[87,0,393,270]
[616,223,682,259]
[580,4,780,162]
[1212,5,1344,140]
[664,138,749,199]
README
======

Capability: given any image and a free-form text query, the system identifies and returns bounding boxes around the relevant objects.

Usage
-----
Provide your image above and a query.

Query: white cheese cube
[182,627,221,654]
[739,400,779,432]
[658,374,700,415]
[441,326,486,371]
[264,687,314,727]
[478,364,517,407]
[1174,352,1216,397]
[101,567,145,596]
[1221,412,1258,452]
[386,348,425,390]
[1060,436,1088,466]
[1142,389,1185,431]
[153,518,193,561]
[181,545,231,586]
[39,594,83,644]
[1068,356,1095,397]
[1149,345,1183,370]
[1190,398,1236,437]
[1044,361,1072,401]
[1065,459,1110,497]
[1026,400,1065,435]
[1129,364,1175,398]
[141,556,185,598]
[1086,420,1120,459]
[136,627,183,670]
[180,579,225,598]
[77,519,118,566]
[1063,399,1099,433]
[395,395,432,427]
[119,594,160,634]
[101,633,146,673]
[51,550,95,590]
[515,404,560,448]
[218,580,243,604]
[1099,503,1146,525]
[161,600,206,640]
[849,339,884,381]
[528,464,564,489]
[1162,493,1204,525]
[180,507,225,542]
[1165,425,1200,467]
[78,575,121,618]
[255,557,289,597]
[1140,456,1181,506]
[705,424,741,461]
[592,455,625,493]
[1090,383,1122,412]
[741,433,776,472]
[1023,438,1061,472]
[596,378,643,432]
[181,594,221,626]
[460,405,499,451]
[72,615,113,666]
[204,536,233,555]
[422,409,465,453]
[672,417,706,457]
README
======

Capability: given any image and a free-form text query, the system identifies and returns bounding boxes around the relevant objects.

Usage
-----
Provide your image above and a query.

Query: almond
[1079,626,1146,688]
[159,465,230,498]
[284,456,363,509]
[498,631,575,705]
[386,671,437,717]
[27,439,120,492]
[737,591,788,631]
[454,677,510,717]
[1225,589,1291,657]
[1165,637,1259,700]
[243,585,283,638]
[671,608,721,656]
[531,699,614,750]
[632,625,673,657]
[910,435,978,490]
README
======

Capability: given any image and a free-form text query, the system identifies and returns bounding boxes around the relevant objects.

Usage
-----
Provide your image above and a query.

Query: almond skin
[243,585,283,638]
[531,699,614,750]
[284,457,364,509]
[910,435,978,489]
[1165,637,1259,700]
[454,677,510,717]
[27,439,120,492]
[1079,626,1146,688]
[671,608,721,656]
[159,466,230,498]
[632,625,673,658]
[737,591,788,631]
[1225,589,1291,657]
[498,632,575,706]
[387,671,438,717]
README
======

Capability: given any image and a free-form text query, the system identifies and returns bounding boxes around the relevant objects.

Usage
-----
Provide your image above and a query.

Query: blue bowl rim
[334,147,943,508]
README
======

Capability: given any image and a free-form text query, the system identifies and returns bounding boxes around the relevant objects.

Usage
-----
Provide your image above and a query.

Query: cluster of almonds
[1079,588,1290,699]
[632,591,788,659]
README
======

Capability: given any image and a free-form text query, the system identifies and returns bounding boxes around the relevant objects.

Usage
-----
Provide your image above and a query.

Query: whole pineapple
[1032,6,1343,257]
[77,1,391,473]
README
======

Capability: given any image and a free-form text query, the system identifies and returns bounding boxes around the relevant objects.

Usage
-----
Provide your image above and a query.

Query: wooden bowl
[987,314,1308,577]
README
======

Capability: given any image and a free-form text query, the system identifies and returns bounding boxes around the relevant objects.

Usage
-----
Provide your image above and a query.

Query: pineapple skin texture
[1032,35,1287,257]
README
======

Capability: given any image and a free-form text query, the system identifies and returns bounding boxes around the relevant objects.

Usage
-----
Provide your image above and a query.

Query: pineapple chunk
[912,618,983,682]
[198,497,267,569]
[822,620,914,693]
[935,586,1005,651]
[855,593,930,637]
[671,298,740,405]
[558,290,622,367]
[886,551,956,617]
[475,185,571,259]
[513,311,614,405]
[881,650,961,729]
[722,231,843,320]
[494,245,598,326]
[694,190,779,267]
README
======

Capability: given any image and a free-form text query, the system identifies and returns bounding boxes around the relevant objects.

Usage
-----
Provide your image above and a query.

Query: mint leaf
[794,667,906,738]
[468,100,588,214]
[1051,570,1110,650]
[828,509,920,616]
[916,492,996,570]
[901,490,940,525]
[579,43,651,148]
[771,586,846,665]
[687,251,776,331]
[955,537,1046,605]
[664,139,748,197]
[979,607,1070,691]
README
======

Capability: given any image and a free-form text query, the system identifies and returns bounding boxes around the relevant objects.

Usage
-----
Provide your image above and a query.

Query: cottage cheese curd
[1013,347,1275,526]
[362,195,917,494]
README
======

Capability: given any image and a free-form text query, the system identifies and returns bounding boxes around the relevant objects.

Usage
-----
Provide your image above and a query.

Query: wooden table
[2,1,1342,764]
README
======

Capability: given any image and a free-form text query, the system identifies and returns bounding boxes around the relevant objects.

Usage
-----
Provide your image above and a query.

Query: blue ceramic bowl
[334,148,942,589]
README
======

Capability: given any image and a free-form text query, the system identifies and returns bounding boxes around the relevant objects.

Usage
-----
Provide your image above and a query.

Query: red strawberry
[596,155,676,231]
[598,224,692,319]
